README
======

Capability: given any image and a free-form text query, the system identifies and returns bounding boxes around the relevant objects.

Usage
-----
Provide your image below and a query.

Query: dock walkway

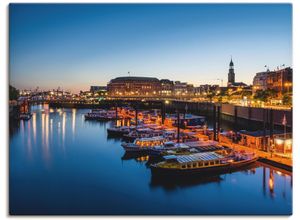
[220,142,292,169]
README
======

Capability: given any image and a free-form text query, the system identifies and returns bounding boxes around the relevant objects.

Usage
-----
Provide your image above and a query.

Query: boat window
[198,162,203,167]
[187,164,191,168]
[193,163,197,168]
[209,161,214,166]
[215,160,220,165]
[204,162,209,166]
[182,165,186,169]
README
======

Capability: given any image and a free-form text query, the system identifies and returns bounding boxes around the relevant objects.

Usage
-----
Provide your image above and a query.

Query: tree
[282,94,292,105]
[9,85,19,100]
[206,91,215,103]
[254,89,277,103]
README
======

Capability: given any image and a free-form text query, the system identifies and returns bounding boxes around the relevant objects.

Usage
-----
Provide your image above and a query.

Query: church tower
[228,57,235,86]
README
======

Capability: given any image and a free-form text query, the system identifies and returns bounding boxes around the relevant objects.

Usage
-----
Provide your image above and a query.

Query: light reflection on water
[9,105,292,215]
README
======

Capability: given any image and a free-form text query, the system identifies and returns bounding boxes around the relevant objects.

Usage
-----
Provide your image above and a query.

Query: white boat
[150,151,258,176]
[121,136,167,153]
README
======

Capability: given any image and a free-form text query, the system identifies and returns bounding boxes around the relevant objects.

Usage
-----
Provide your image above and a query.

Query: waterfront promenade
[220,142,292,170]
[168,125,292,171]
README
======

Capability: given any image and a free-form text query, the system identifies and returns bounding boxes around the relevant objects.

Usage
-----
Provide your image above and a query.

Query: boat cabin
[134,137,165,148]
[161,152,225,169]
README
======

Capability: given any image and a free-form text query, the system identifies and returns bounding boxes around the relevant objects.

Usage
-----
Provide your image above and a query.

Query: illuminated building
[90,86,107,93]
[266,67,292,96]
[253,71,269,92]
[239,130,292,154]
[107,76,161,97]
[160,79,174,96]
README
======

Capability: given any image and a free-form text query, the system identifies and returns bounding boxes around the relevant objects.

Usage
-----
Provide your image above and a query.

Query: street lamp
[284,82,292,94]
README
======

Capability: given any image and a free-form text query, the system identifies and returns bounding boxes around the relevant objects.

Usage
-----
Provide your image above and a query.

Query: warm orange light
[269,178,274,191]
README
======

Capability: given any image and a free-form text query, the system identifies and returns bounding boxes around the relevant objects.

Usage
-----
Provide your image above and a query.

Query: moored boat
[121,136,166,153]
[84,109,121,120]
[148,142,197,156]
[123,128,164,142]
[107,126,131,136]
[19,113,32,120]
[150,151,257,176]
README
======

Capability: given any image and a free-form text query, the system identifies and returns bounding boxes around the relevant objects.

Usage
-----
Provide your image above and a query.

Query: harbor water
[9,105,292,215]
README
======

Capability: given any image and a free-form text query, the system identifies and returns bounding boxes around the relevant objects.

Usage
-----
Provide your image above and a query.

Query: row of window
[181,160,220,169]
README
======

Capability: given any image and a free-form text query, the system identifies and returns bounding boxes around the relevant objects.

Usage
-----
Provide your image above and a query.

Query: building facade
[160,79,174,97]
[252,67,292,96]
[266,67,292,96]
[90,86,107,93]
[107,76,161,97]
[253,71,269,92]
[174,81,188,96]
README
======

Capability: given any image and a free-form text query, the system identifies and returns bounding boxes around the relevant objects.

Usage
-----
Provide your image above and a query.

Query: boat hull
[107,129,129,137]
[122,135,136,142]
[150,157,258,176]
[122,146,150,153]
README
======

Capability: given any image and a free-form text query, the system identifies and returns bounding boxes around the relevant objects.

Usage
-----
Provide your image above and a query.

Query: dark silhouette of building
[228,57,235,86]
[227,57,248,88]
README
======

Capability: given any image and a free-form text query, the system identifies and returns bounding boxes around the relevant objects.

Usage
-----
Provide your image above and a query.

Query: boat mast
[177,108,180,143]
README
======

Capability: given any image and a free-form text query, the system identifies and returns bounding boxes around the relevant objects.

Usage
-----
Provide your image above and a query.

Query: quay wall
[48,100,292,128]
[167,101,292,128]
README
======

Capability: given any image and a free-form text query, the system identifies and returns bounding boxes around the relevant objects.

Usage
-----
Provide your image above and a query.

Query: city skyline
[10,4,292,93]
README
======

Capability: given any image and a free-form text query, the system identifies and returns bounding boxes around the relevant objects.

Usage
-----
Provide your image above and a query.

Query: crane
[215,79,224,87]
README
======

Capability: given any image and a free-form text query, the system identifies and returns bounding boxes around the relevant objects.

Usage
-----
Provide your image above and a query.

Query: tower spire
[229,56,234,67]
[228,56,235,86]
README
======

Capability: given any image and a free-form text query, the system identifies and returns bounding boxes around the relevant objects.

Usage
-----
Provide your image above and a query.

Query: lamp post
[176,108,180,143]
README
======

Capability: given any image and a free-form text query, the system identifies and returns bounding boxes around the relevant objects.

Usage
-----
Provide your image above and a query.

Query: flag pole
[284,122,286,140]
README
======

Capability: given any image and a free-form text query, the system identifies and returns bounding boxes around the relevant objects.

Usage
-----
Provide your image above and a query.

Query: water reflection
[9,105,292,215]
[150,174,223,191]
[26,120,32,159]
[261,165,292,200]
[32,112,36,145]
[62,111,66,148]
[72,108,76,139]
[121,152,150,163]
[41,112,50,161]
[149,163,258,191]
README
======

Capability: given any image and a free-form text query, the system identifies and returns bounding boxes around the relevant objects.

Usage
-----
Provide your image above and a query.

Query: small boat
[121,136,167,153]
[19,113,32,120]
[184,140,226,152]
[148,142,192,156]
[107,126,131,136]
[150,151,257,176]
[84,109,120,120]
[123,128,163,142]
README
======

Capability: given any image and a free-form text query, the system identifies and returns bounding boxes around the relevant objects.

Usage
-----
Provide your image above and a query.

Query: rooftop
[239,130,289,137]
[109,76,160,83]
[164,152,224,163]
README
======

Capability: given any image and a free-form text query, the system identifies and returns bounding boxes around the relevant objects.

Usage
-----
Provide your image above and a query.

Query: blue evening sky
[9,4,292,93]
